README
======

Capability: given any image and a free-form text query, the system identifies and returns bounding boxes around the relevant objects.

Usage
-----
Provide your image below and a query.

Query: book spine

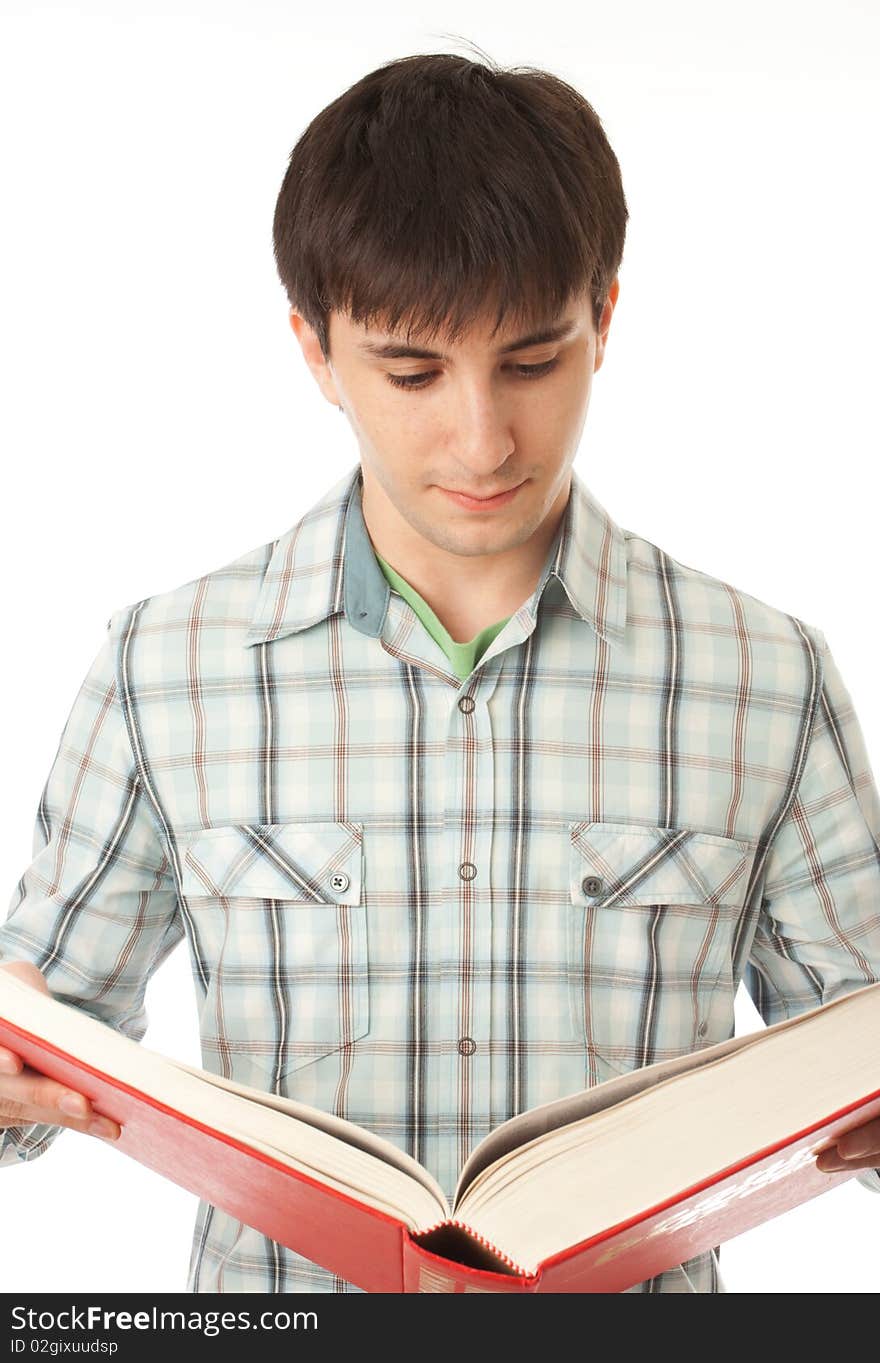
[403,1224,541,1292]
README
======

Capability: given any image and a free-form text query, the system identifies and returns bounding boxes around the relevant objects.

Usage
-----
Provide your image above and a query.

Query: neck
[360,472,571,642]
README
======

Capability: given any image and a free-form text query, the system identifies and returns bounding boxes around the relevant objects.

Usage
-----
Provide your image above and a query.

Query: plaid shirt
[2,460,879,1295]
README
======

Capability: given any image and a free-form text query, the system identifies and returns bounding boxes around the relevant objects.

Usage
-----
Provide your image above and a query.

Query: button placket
[449,683,492,1099]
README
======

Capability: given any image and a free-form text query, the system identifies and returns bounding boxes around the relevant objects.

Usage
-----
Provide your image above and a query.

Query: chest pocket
[178,820,368,1087]
[568,821,756,1079]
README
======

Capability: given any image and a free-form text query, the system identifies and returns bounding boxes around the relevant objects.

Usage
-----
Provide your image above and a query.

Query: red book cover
[2,1011,878,1293]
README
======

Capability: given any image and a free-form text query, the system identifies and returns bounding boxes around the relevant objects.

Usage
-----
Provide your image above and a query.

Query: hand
[815,1117,880,1173]
[0,960,120,1141]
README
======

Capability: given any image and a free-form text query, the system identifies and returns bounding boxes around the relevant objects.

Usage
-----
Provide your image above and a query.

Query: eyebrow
[356,318,579,362]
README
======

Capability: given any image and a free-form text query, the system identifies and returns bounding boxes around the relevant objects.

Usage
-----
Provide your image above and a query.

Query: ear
[594,276,620,373]
[288,310,342,409]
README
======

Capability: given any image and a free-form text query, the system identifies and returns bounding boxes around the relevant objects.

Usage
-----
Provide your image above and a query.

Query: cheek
[556,370,594,441]
[372,404,445,467]
[519,381,585,452]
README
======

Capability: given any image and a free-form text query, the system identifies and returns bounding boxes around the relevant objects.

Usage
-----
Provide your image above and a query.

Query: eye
[384,357,560,391]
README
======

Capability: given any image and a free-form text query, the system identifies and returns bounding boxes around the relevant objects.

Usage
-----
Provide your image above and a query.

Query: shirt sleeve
[743,627,880,1194]
[0,610,184,1167]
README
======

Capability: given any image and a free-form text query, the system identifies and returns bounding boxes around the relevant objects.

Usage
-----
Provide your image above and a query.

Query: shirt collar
[244,461,628,649]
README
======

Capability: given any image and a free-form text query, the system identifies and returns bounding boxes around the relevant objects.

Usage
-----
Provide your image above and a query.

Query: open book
[1,971,879,1293]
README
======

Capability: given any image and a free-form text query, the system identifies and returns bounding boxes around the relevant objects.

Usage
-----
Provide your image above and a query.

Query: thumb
[0,960,50,995]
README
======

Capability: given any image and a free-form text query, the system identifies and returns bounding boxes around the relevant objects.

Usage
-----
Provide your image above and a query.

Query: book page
[0,971,449,1231]
[455,983,880,1272]
[166,1056,447,1204]
[452,984,873,1206]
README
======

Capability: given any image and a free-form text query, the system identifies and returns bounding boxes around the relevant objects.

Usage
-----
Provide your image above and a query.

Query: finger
[0,961,50,994]
[816,1145,880,1173]
[6,1068,94,1119]
[817,1156,880,1172]
[0,1068,119,1138]
[55,1091,121,1139]
[32,1075,121,1139]
[0,1048,22,1075]
[1,1088,121,1140]
[1,1097,121,1140]
[836,1119,880,1160]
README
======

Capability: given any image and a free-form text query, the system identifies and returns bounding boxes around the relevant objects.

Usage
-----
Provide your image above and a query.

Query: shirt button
[458,1037,477,1056]
[329,872,350,893]
[459,862,477,881]
[582,875,604,897]
[458,695,476,713]
[697,1020,708,1038]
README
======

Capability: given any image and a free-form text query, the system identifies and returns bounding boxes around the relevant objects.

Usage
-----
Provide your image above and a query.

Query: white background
[1,0,878,1293]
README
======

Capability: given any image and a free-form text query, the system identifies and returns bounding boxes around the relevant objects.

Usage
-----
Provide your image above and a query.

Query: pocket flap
[178,821,363,905]
[569,820,755,908]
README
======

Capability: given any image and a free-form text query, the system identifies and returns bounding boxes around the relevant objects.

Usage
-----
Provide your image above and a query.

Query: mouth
[439,481,525,511]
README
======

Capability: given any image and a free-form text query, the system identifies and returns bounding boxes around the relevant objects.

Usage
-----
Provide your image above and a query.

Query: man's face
[289,280,618,563]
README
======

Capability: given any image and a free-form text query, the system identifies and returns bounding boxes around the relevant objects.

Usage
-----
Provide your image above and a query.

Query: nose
[447,382,516,474]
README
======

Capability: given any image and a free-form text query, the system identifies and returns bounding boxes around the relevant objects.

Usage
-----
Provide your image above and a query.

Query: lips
[439,482,524,510]
[446,488,516,499]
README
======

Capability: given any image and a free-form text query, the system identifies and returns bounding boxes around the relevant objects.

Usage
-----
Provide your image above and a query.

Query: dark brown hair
[272,51,628,358]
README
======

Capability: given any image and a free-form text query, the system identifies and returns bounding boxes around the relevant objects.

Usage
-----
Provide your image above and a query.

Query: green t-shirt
[374,552,510,681]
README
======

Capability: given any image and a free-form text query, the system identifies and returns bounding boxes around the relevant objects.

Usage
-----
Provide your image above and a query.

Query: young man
[1,52,879,1295]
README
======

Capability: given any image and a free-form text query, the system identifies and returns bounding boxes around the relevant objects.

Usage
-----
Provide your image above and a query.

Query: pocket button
[582,875,605,897]
[329,872,350,893]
